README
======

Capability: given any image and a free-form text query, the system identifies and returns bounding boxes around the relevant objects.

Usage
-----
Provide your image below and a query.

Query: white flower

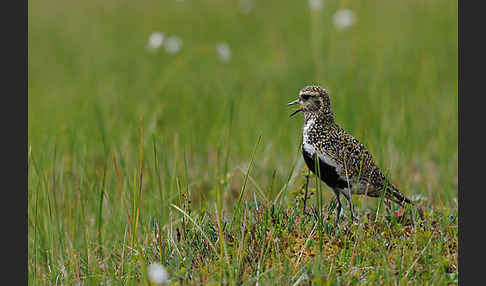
[164,36,182,54]
[239,0,253,14]
[147,263,169,284]
[332,9,356,29]
[308,0,324,11]
[216,42,232,62]
[147,32,164,50]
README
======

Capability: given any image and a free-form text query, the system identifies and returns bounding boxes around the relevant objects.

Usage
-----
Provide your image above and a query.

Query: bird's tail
[385,184,412,207]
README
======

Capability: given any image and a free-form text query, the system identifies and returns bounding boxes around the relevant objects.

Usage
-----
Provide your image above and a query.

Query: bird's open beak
[287,99,302,117]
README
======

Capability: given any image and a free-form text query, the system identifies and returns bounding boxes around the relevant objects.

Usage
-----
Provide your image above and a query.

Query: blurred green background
[29,0,457,202]
[28,0,457,282]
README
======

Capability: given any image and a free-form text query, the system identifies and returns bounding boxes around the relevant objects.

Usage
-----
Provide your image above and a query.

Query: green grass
[28,0,457,284]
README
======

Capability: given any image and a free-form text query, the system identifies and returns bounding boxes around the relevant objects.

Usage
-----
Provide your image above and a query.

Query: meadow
[28,0,458,284]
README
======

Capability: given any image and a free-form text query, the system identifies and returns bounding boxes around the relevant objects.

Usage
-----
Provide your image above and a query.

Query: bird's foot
[303,210,313,217]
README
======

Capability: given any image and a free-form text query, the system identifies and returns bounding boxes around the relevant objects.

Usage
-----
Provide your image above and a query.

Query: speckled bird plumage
[288,85,411,222]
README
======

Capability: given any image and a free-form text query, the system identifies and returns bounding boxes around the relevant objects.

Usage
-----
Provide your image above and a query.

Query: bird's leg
[384,199,392,216]
[332,189,342,227]
[342,188,358,222]
[302,170,310,216]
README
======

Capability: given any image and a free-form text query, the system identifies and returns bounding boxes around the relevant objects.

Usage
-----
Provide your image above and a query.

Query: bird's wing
[320,128,410,204]
[334,131,387,192]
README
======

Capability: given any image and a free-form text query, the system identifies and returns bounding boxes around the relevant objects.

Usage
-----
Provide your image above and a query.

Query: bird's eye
[301,94,311,100]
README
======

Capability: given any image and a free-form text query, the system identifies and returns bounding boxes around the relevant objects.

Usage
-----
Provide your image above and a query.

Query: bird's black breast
[302,146,348,189]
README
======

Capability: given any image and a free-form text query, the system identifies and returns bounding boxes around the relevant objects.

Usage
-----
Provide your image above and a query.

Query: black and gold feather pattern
[291,85,411,221]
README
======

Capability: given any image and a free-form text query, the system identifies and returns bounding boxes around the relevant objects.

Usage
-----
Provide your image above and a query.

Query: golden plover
[287,85,411,223]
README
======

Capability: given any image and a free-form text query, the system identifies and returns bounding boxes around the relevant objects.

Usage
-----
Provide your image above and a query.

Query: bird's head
[287,85,333,120]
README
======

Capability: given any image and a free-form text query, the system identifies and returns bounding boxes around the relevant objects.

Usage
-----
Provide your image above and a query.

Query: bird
[287,85,411,224]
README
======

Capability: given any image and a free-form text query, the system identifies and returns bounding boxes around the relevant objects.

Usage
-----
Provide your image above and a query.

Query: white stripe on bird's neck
[302,117,338,169]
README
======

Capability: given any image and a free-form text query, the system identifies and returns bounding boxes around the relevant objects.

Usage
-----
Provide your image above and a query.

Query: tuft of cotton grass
[308,0,324,11]
[216,42,232,62]
[147,32,164,51]
[165,36,182,54]
[239,0,253,14]
[147,263,169,284]
[332,9,356,30]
